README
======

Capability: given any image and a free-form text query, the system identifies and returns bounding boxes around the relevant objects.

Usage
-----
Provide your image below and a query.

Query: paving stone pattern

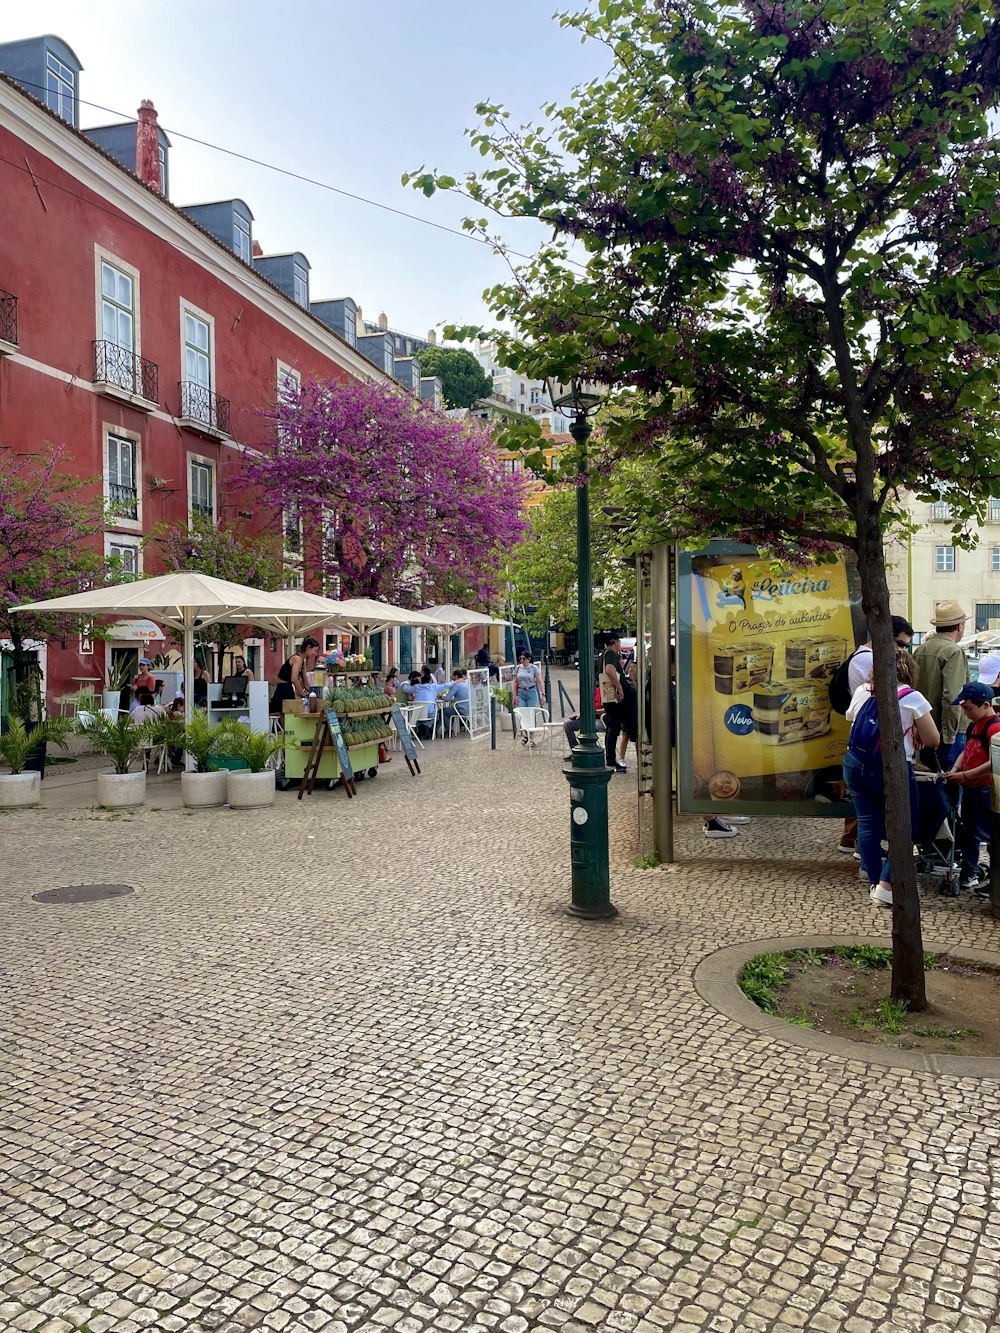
[3,727,1000,1332]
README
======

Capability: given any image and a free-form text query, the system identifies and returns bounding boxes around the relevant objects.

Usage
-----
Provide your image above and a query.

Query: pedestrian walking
[913,600,969,769]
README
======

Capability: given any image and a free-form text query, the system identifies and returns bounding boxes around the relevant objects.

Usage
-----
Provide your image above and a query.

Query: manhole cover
[32,883,134,905]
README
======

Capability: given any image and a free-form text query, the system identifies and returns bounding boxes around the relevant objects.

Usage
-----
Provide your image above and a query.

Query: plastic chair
[399,702,428,748]
[514,706,550,753]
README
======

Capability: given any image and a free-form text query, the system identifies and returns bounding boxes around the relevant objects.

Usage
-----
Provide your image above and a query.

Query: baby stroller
[914,768,961,895]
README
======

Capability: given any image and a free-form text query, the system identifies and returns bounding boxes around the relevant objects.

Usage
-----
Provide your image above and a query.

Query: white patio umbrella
[420,603,510,677]
[252,589,354,659]
[13,573,320,764]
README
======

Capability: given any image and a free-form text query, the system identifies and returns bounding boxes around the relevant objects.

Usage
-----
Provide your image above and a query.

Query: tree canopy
[416,345,492,410]
[411,0,1000,1007]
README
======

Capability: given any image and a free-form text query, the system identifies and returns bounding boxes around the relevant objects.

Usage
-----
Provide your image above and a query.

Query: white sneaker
[858,866,869,880]
[870,884,892,907]
[836,842,855,854]
[705,817,738,839]
[852,851,862,861]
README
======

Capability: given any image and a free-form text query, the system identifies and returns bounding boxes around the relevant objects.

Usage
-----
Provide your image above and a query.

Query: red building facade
[0,64,383,705]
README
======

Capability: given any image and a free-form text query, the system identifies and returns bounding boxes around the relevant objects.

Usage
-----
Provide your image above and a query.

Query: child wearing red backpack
[943,682,1000,894]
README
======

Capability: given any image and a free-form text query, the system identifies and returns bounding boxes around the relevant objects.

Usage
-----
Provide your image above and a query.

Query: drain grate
[33,883,135,905]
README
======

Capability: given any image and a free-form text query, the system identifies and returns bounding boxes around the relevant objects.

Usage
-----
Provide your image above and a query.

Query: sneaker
[959,875,983,892]
[705,817,738,839]
[870,884,893,907]
[853,850,862,861]
[613,764,627,774]
[837,841,856,854]
[858,866,870,880]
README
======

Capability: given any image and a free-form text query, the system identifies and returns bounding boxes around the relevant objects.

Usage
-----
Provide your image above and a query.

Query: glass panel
[101,262,116,299]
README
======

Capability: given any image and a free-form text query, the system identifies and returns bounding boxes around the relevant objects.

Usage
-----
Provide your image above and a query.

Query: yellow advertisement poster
[678,547,856,817]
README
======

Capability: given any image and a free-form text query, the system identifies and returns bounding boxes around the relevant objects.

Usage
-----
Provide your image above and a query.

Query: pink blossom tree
[238,378,526,606]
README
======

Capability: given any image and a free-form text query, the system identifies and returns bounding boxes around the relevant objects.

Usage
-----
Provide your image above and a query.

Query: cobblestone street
[3,727,1000,1333]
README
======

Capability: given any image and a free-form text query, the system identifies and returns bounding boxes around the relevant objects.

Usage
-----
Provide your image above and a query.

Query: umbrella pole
[184,611,195,771]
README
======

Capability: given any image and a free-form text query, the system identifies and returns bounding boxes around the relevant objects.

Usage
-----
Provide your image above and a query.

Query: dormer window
[45,51,75,120]
[234,212,251,263]
[293,262,308,307]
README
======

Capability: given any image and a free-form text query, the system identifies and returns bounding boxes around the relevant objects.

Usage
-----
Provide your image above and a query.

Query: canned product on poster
[784,635,847,682]
[751,680,832,745]
[712,642,774,694]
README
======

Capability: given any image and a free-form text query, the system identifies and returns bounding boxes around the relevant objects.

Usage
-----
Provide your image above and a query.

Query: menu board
[325,708,354,786]
[678,546,858,817]
[390,703,421,774]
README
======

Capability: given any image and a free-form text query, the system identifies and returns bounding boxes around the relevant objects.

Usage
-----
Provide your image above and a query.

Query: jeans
[843,751,918,887]
[564,716,605,749]
[516,684,540,709]
[957,785,991,881]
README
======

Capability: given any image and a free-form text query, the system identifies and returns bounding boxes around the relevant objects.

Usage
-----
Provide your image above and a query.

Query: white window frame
[188,453,216,526]
[990,497,1000,523]
[233,211,251,263]
[935,545,956,573]
[992,545,1000,574]
[292,263,308,307]
[343,306,356,345]
[179,298,217,425]
[276,361,301,401]
[102,424,142,533]
[283,502,303,558]
[158,144,166,192]
[283,564,303,591]
[930,501,952,522]
[45,51,75,121]
[104,533,142,580]
[95,246,142,356]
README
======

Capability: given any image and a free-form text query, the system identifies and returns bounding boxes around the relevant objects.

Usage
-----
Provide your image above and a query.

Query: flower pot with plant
[103,655,134,716]
[179,711,228,808]
[492,684,513,732]
[223,723,285,809]
[75,711,157,808]
[0,715,72,806]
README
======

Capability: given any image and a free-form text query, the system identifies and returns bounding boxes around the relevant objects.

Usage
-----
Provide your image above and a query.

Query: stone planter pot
[497,709,513,732]
[181,769,229,809]
[96,769,146,809]
[227,768,275,809]
[0,771,41,807]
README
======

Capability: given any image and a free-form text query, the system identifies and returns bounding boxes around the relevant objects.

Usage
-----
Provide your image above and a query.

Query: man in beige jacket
[913,600,970,767]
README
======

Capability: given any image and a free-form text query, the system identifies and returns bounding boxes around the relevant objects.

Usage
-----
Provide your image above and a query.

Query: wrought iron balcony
[191,500,215,521]
[93,340,158,404]
[108,481,138,520]
[179,381,230,436]
[0,287,17,349]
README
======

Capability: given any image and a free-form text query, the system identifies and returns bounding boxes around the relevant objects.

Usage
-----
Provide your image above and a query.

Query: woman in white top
[843,646,939,906]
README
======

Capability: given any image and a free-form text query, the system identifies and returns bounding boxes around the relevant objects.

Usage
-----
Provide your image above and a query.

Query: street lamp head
[549,378,604,415]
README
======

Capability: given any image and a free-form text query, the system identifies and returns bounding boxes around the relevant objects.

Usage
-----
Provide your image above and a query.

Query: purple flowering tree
[239,378,525,607]
[412,0,1000,1007]
[0,447,110,715]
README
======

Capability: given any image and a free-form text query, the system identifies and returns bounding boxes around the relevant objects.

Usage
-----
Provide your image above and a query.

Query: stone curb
[693,932,1000,1078]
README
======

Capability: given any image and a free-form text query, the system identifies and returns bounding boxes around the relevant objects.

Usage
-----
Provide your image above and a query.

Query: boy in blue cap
[943,682,1000,893]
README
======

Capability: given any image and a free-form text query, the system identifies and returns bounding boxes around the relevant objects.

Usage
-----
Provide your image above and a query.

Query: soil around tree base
[694,935,1000,1076]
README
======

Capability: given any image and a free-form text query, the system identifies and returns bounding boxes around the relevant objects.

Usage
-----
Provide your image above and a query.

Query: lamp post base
[564,747,616,919]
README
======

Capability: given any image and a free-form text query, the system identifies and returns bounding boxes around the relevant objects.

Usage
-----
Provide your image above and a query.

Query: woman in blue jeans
[843,647,939,906]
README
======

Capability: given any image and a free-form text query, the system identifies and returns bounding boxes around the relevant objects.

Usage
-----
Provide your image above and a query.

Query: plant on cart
[74,712,159,774]
[0,715,72,774]
[223,723,285,773]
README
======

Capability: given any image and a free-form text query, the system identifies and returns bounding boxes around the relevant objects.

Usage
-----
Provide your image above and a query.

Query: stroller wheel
[938,874,960,898]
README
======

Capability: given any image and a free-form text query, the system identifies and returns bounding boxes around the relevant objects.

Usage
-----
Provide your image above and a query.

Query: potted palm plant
[74,711,158,808]
[492,684,513,732]
[103,655,134,716]
[223,723,285,809]
[180,711,228,808]
[0,715,72,807]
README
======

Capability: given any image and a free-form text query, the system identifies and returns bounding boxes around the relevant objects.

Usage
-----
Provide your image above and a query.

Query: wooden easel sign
[298,707,356,798]
[390,703,421,775]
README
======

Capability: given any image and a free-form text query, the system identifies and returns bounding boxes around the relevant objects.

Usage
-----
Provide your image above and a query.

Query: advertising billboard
[678,544,859,818]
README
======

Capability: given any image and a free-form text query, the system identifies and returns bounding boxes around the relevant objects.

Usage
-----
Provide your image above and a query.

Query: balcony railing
[93,340,158,403]
[0,288,17,347]
[191,500,215,521]
[108,481,138,520]
[179,381,231,436]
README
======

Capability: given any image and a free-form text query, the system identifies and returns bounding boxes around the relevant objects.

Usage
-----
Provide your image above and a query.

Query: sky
[4,1,610,340]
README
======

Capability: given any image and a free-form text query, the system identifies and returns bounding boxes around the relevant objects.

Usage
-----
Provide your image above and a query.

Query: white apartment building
[473,340,573,435]
[888,496,1000,637]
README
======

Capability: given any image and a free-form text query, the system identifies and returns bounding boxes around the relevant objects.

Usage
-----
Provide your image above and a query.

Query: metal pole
[564,413,616,919]
[543,651,552,716]
[183,609,196,773]
[651,543,674,862]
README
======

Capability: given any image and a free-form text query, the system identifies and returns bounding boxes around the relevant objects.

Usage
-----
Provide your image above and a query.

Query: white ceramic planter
[181,769,229,809]
[498,710,513,732]
[227,769,275,809]
[0,771,41,807]
[96,769,146,809]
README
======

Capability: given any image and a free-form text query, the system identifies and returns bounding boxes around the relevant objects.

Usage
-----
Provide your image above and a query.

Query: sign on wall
[678,545,859,818]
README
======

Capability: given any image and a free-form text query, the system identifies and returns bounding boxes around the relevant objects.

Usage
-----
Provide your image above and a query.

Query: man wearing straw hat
[913,600,970,768]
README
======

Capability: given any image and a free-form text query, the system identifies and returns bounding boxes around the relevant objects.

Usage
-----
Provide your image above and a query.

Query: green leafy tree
[411,0,1000,1009]
[416,346,492,410]
[145,517,283,676]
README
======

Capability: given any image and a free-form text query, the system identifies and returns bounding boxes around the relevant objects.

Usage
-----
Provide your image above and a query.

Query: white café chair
[398,702,429,749]
[514,706,551,753]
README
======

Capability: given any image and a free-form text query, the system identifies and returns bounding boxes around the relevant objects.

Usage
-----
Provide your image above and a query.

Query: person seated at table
[403,667,447,738]
[133,658,159,696]
[383,667,400,699]
[488,656,502,680]
[166,693,185,722]
[431,661,447,685]
[130,687,166,725]
[441,669,470,731]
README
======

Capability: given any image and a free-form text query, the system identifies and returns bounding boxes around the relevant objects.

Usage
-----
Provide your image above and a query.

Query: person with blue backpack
[843,647,940,907]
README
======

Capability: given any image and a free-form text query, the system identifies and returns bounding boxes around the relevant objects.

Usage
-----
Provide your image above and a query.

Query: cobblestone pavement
[3,719,1000,1333]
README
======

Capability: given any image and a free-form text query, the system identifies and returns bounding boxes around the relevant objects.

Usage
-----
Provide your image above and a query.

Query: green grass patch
[786,948,824,966]
[739,953,791,1014]
[632,853,661,869]
[912,1025,980,1040]
[834,945,893,969]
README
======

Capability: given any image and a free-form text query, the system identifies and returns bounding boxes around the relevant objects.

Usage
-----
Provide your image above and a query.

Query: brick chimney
[252,241,264,258]
[136,100,162,191]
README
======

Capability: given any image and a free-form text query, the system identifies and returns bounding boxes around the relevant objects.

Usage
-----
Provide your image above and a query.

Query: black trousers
[603,701,623,766]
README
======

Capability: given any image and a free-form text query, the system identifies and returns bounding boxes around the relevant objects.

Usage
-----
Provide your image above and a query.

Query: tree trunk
[855,512,927,1010]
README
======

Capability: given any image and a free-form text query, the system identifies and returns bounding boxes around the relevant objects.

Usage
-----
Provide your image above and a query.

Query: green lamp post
[550,379,617,920]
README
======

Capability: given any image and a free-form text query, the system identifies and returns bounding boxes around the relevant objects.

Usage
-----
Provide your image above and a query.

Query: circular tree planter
[96,770,146,809]
[227,769,275,809]
[181,769,229,809]
[0,771,41,807]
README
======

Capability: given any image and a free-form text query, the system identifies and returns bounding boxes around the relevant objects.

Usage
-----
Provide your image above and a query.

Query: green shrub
[834,945,893,969]
[0,715,72,774]
[739,953,790,1013]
